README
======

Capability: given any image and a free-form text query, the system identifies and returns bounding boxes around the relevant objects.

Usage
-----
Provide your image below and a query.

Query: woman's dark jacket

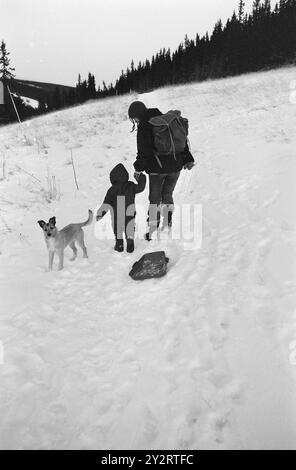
[133,108,194,174]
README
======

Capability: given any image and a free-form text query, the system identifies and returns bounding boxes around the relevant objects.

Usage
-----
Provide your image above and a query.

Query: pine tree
[184,34,190,49]
[76,73,83,102]
[238,0,245,22]
[264,0,271,14]
[87,73,96,99]
[38,98,47,114]
[0,40,15,81]
[253,0,261,18]
[53,87,62,109]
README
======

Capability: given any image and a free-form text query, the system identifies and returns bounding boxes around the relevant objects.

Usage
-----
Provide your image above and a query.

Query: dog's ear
[49,216,56,226]
[38,220,46,228]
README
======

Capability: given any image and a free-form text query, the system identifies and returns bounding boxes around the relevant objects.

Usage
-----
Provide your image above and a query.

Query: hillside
[0,66,296,450]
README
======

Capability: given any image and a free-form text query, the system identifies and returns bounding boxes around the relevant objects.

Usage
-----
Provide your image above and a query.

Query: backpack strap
[154,153,163,168]
[149,119,163,168]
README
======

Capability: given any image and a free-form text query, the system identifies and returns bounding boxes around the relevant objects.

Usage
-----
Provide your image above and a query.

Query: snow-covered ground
[0,67,295,450]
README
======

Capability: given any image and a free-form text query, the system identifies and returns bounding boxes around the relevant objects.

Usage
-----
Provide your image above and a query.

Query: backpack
[149,110,189,158]
[129,251,169,281]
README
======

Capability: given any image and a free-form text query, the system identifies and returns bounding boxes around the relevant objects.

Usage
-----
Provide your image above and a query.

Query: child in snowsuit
[96,163,146,253]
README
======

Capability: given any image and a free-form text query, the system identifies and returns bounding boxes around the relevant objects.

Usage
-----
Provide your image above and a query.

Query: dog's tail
[80,210,93,227]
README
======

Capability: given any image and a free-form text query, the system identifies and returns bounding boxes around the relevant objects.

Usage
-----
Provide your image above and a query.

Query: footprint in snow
[208,370,232,389]
[40,305,59,321]
[177,422,195,449]
[119,348,137,363]
[283,281,296,296]
[164,335,182,362]
[48,402,69,421]
[254,304,280,330]
[212,411,230,445]
[114,384,133,410]
[138,407,159,446]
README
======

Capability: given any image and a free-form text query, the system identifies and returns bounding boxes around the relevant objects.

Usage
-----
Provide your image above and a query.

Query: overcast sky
[1,0,276,87]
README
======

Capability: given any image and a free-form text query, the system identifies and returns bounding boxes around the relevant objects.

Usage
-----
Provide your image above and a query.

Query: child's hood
[110,164,129,184]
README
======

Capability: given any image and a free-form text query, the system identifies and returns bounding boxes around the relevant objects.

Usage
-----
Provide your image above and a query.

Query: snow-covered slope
[0,67,296,450]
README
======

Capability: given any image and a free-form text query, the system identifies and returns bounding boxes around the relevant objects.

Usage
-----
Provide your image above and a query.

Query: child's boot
[114,239,124,252]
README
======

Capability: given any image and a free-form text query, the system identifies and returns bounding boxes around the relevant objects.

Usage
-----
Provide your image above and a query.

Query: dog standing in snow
[38,210,93,271]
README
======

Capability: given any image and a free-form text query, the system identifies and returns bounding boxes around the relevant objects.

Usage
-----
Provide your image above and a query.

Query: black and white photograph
[0,0,295,453]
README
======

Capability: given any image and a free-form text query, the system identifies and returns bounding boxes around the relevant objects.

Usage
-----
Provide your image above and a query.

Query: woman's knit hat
[128,101,147,120]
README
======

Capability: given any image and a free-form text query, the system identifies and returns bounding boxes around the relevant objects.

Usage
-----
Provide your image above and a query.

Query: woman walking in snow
[128,101,195,240]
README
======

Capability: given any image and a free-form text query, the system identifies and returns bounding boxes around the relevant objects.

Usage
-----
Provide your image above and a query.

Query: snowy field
[0,66,296,450]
